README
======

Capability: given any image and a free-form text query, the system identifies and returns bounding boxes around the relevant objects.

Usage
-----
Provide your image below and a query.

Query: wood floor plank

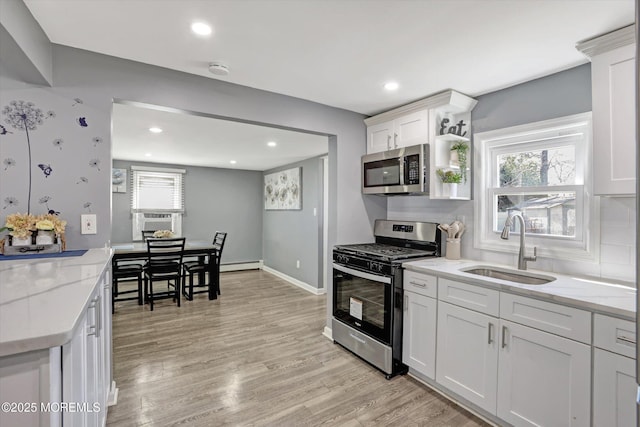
[107,270,490,426]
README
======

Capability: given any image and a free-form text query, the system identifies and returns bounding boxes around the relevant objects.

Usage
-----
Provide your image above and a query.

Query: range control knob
[370,262,383,272]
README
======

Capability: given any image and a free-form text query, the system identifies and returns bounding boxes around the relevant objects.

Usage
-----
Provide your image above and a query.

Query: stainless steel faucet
[500,211,537,270]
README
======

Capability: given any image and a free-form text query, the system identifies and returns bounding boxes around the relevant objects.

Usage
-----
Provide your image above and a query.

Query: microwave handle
[333,263,392,284]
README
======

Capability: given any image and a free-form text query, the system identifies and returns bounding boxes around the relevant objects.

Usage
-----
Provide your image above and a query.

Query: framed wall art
[112,168,127,193]
[264,167,301,210]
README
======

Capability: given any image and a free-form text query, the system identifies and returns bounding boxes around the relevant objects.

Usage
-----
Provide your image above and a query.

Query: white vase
[11,236,32,246]
[445,183,458,198]
[36,230,55,245]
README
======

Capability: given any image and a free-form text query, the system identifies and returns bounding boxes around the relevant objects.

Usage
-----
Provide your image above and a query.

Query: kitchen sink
[461,266,556,285]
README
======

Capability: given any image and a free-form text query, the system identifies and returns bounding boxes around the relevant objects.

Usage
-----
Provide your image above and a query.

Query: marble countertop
[0,248,113,357]
[403,258,636,321]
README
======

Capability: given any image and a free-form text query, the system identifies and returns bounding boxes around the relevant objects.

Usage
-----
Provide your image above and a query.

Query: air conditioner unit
[132,212,182,240]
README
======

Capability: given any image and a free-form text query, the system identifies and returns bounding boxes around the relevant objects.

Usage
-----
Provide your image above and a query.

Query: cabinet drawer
[594,314,636,358]
[404,270,437,298]
[500,293,591,344]
[438,278,499,316]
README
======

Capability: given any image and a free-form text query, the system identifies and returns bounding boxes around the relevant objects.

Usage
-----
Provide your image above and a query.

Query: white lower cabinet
[497,319,591,427]
[593,314,637,427]
[402,291,437,379]
[593,349,636,427]
[62,280,108,427]
[435,301,498,413]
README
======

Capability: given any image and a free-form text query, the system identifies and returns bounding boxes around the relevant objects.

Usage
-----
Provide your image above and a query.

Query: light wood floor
[107,269,489,426]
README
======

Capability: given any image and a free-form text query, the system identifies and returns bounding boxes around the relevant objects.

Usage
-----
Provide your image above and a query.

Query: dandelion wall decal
[38,164,53,178]
[76,176,89,184]
[52,138,64,150]
[89,158,101,171]
[3,197,18,209]
[77,117,88,127]
[2,100,46,214]
[0,124,12,135]
[92,136,103,147]
[83,202,92,212]
[3,158,16,170]
[39,195,51,210]
[46,111,56,119]
[72,98,83,107]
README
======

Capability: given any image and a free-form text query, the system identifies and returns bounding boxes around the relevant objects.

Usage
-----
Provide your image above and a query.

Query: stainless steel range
[332,219,441,379]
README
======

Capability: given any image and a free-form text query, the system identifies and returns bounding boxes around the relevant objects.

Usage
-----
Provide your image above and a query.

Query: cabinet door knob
[387,135,391,150]
[394,133,398,148]
[488,322,494,344]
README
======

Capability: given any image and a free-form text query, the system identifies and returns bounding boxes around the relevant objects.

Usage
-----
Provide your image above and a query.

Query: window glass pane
[498,145,575,187]
[495,192,576,237]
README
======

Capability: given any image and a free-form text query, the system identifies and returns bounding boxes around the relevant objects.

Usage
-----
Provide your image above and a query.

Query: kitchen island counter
[0,248,113,357]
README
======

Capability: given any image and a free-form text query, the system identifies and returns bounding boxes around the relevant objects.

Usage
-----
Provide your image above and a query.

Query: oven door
[333,262,392,345]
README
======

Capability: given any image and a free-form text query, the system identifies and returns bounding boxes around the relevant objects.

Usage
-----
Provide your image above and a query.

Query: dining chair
[112,258,144,313]
[144,237,186,311]
[141,230,157,241]
[182,231,227,300]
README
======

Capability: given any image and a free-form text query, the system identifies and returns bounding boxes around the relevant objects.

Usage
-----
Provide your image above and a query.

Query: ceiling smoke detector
[208,62,229,76]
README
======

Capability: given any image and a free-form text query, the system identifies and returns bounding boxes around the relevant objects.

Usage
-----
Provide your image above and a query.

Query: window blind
[130,166,185,213]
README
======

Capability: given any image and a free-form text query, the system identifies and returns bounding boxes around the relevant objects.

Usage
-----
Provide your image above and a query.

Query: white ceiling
[111,102,328,170]
[22,0,635,169]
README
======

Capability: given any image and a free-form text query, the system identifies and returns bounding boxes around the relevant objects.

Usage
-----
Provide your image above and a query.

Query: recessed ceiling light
[267,141,277,147]
[230,160,237,164]
[191,22,212,36]
[145,153,152,157]
[149,127,163,133]
[384,81,399,91]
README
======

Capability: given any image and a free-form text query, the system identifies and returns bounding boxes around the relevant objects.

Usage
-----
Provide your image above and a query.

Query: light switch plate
[81,214,97,234]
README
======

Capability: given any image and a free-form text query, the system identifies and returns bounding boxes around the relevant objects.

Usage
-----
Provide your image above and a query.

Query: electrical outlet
[81,214,97,234]
[296,260,300,269]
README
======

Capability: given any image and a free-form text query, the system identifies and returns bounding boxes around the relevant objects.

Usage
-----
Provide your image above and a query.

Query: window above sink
[473,112,598,262]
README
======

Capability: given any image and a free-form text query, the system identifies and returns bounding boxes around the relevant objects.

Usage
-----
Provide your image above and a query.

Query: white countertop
[0,248,113,357]
[403,258,636,320]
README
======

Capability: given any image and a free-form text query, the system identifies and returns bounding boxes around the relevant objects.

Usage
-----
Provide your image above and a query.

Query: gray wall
[263,156,324,288]
[112,160,263,264]
[1,8,383,330]
[472,63,592,134]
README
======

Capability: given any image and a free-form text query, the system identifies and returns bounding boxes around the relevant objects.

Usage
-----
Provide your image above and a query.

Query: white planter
[444,183,458,198]
[11,236,32,246]
[36,230,55,245]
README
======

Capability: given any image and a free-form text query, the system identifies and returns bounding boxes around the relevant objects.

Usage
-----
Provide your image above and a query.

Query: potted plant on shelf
[436,169,463,198]
[450,141,469,183]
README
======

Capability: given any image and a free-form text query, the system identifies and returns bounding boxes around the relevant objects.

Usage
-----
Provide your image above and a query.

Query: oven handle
[332,263,392,284]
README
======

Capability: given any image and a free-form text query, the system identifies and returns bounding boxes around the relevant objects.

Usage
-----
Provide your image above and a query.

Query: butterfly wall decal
[38,163,53,177]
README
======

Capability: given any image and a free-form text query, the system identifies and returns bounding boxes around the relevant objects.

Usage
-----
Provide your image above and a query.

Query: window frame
[473,112,599,261]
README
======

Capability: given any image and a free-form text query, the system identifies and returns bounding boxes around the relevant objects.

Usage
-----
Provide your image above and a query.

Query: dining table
[111,240,219,300]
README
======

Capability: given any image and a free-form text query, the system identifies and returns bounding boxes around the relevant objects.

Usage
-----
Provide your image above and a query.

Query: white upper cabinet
[365,110,429,153]
[577,25,636,195]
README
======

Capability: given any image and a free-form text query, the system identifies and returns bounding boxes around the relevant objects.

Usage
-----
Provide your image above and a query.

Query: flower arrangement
[1,212,66,240]
[3,213,36,239]
[37,213,66,236]
[153,230,174,238]
[436,169,463,184]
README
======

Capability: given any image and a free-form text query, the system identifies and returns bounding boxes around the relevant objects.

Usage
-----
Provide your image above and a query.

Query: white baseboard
[323,326,333,340]
[220,261,263,272]
[262,265,326,295]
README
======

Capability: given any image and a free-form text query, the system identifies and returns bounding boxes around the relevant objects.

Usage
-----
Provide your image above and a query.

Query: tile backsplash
[388,196,636,286]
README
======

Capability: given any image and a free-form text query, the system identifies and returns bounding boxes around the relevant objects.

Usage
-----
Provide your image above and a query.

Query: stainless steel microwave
[361,143,429,195]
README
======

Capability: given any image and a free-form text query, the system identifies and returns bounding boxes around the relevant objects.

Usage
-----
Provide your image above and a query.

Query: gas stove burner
[335,243,436,261]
